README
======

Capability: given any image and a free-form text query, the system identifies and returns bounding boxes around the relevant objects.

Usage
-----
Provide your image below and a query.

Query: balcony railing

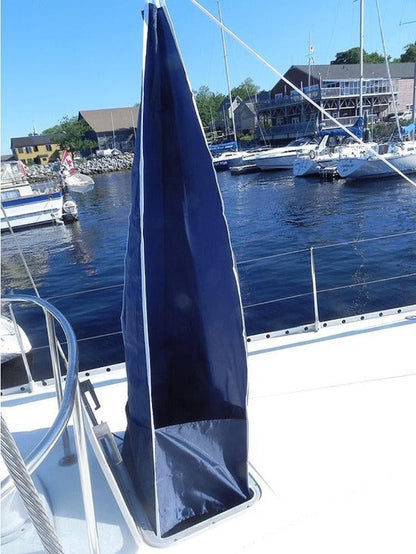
[258,82,398,112]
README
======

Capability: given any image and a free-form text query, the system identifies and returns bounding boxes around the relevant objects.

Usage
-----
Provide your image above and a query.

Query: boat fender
[309,150,316,160]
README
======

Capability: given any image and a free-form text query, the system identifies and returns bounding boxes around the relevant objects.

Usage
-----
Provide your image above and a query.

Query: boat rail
[237,230,416,339]
[5,232,415,373]
[0,294,100,553]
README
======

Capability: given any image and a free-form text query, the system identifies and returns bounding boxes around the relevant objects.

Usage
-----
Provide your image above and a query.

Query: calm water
[2,169,416,378]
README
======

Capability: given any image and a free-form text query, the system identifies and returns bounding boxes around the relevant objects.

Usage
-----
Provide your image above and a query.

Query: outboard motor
[62,185,78,222]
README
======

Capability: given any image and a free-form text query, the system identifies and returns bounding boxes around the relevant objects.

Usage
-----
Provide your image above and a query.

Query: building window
[34,146,39,152]
[18,147,24,153]
[25,146,32,153]
[46,144,52,151]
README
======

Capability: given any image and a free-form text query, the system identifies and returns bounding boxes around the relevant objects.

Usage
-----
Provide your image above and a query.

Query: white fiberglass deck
[2,309,416,553]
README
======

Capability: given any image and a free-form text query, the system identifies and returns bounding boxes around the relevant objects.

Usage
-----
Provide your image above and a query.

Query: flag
[61,150,76,175]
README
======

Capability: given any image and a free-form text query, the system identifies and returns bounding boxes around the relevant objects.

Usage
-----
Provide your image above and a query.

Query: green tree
[195,86,226,128]
[43,116,97,156]
[231,78,261,101]
[194,78,261,129]
[331,47,385,64]
[398,42,416,62]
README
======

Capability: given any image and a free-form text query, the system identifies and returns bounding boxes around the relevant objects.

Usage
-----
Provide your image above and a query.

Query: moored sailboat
[336,0,416,180]
[60,150,95,194]
[337,126,416,179]
[210,1,251,171]
[293,117,377,177]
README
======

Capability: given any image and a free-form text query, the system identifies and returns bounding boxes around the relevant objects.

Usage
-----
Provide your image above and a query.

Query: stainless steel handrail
[1,295,78,494]
[1,294,100,553]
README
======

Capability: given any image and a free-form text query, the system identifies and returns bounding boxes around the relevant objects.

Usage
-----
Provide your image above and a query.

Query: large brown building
[78,107,139,152]
[256,62,415,142]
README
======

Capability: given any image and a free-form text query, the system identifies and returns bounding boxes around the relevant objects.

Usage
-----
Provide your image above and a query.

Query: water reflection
[1,169,415,376]
[1,225,70,293]
[64,221,97,276]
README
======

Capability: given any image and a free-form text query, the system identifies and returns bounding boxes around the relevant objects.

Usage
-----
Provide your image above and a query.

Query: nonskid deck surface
[2,310,416,553]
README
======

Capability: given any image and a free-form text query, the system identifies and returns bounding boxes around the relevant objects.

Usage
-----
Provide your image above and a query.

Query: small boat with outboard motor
[1,161,67,230]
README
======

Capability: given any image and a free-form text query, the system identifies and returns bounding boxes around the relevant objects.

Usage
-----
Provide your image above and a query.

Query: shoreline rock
[26,152,135,183]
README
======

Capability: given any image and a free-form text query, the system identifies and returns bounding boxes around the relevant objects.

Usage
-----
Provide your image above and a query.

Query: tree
[195,86,226,129]
[231,78,261,101]
[194,78,261,129]
[43,116,97,156]
[365,50,387,63]
[398,42,416,62]
[331,47,385,64]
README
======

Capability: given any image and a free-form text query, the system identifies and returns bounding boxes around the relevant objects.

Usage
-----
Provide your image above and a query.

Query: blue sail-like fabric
[121,3,250,538]
[318,116,364,138]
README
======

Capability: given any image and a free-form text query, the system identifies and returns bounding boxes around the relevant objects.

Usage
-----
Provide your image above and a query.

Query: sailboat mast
[413,62,416,140]
[217,1,237,144]
[111,111,116,149]
[359,0,364,118]
[375,0,402,140]
[308,32,313,89]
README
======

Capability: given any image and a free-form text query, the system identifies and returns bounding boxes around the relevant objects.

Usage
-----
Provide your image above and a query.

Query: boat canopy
[402,122,415,136]
[319,116,364,139]
[210,140,238,153]
[121,1,250,539]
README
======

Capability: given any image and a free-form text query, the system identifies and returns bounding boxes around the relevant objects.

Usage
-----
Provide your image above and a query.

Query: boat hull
[256,152,298,170]
[0,314,32,389]
[213,152,244,171]
[1,190,63,230]
[337,147,416,179]
[293,155,337,176]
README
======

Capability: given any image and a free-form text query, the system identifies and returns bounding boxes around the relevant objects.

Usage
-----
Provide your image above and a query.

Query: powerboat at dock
[1,162,65,231]
[255,137,317,170]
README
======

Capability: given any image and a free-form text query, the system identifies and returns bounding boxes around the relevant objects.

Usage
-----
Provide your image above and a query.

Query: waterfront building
[234,101,258,135]
[215,92,270,139]
[10,134,61,165]
[78,107,139,152]
[256,62,415,142]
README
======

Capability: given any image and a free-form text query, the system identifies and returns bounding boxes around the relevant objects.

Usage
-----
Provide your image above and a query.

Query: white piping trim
[140,1,161,538]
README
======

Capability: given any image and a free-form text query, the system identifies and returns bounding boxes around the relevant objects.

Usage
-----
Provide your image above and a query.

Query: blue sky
[1,0,415,154]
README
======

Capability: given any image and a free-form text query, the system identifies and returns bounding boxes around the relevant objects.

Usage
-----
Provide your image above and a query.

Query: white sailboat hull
[293,154,337,176]
[337,142,416,179]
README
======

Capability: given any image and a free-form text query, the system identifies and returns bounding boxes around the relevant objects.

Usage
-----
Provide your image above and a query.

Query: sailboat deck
[2,308,416,553]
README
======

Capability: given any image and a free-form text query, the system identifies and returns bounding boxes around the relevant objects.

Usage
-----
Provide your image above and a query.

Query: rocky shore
[26,152,135,182]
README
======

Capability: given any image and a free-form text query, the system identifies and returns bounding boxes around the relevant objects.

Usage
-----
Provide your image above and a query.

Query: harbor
[2,167,416,377]
[1,1,416,552]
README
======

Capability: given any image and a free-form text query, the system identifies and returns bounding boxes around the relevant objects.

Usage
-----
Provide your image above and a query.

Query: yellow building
[10,135,61,165]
